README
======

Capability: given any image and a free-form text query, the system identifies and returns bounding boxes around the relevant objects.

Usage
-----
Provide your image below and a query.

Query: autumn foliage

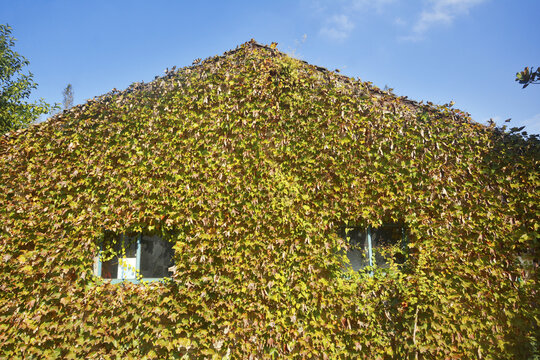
[0,41,538,359]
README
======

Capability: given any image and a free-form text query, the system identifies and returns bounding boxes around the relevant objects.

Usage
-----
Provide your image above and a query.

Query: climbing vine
[0,41,538,359]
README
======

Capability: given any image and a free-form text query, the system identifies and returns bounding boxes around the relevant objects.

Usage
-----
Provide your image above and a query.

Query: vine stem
[413,305,419,360]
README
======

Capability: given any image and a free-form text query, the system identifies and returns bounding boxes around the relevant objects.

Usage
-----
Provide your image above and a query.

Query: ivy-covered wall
[0,41,538,359]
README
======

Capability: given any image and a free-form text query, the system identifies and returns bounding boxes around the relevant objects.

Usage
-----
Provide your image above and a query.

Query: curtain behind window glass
[140,234,174,278]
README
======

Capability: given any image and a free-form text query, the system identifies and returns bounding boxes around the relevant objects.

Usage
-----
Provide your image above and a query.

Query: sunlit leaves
[0,41,538,359]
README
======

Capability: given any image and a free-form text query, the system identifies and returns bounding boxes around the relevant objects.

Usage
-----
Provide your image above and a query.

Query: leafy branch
[515,66,540,88]
[0,24,57,135]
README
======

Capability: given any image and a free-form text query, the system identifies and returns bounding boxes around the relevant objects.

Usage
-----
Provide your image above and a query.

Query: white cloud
[313,0,487,42]
[288,34,308,59]
[349,0,395,12]
[394,17,407,26]
[319,14,355,41]
[316,0,395,41]
[521,113,540,135]
[405,0,487,41]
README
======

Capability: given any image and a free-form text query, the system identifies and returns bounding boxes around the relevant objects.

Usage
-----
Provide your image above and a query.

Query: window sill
[98,277,172,285]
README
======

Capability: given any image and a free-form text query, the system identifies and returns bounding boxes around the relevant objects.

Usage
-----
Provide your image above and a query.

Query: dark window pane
[101,258,118,279]
[340,227,370,271]
[371,226,403,268]
[339,225,405,271]
[140,234,174,278]
[118,233,138,258]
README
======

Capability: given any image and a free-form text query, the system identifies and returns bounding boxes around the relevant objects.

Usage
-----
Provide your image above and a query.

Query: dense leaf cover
[0,41,538,359]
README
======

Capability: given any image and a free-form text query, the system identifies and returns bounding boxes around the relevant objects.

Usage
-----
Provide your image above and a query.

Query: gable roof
[2,40,476,142]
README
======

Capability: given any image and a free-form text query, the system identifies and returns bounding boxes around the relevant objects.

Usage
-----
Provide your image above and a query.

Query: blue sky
[3,0,539,134]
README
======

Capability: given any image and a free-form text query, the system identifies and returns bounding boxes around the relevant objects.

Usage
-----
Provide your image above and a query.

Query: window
[340,224,407,272]
[95,232,175,283]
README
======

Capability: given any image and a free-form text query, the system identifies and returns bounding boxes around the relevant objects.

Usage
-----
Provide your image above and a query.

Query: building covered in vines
[0,41,538,359]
